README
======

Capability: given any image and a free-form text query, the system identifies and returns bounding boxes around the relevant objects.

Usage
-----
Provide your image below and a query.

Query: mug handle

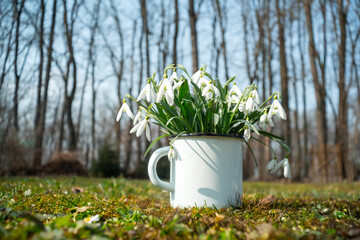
[148,146,174,192]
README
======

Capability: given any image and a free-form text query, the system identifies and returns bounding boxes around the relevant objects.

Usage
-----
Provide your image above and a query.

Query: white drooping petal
[251,90,260,105]
[269,99,287,120]
[266,159,278,173]
[245,97,255,114]
[168,147,177,161]
[145,121,151,141]
[259,114,267,130]
[284,160,291,178]
[164,79,174,100]
[145,84,153,102]
[156,84,165,103]
[165,91,174,106]
[123,102,134,119]
[197,77,208,89]
[229,84,242,97]
[116,105,124,122]
[238,102,246,112]
[244,127,251,141]
[130,120,142,134]
[116,101,134,121]
[202,84,220,101]
[259,112,273,130]
[191,70,201,84]
[157,78,174,105]
[134,109,143,125]
[169,72,178,85]
[173,79,184,90]
[136,119,147,137]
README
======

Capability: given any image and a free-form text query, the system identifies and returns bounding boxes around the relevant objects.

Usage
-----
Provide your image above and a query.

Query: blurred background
[0,0,359,182]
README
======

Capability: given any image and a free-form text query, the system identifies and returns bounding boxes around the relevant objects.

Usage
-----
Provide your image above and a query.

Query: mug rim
[169,132,244,141]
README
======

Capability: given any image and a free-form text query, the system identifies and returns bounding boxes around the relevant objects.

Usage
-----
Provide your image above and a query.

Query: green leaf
[144,134,170,157]
[258,130,285,140]
[244,141,258,167]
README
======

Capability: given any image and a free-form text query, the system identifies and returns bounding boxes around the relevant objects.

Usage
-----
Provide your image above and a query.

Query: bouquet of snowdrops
[116,64,291,178]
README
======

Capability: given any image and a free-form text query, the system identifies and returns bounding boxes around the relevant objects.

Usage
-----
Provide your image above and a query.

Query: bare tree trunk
[304,0,328,182]
[276,0,291,163]
[140,0,150,77]
[189,0,199,73]
[0,5,16,91]
[173,0,179,66]
[125,20,137,175]
[214,0,229,79]
[13,0,25,133]
[297,0,309,179]
[337,0,349,180]
[33,0,45,167]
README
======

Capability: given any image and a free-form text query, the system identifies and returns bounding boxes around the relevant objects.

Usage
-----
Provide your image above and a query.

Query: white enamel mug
[148,134,243,208]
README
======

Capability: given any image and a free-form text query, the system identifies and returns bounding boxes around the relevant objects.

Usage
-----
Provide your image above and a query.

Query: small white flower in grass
[168,146,177,161]
[266,158,278,173]
[169,71,178,85]
[197,76,209,89]
[130,116,151,141]
[202,81,220,101]
[156,77,174,106]
[134,109,144,125]
[24,189,32,196]
[84,215,100,224]
[259,112,274,130]
[250,89,260,105]
[137,80,155,102]
[116,99,134,121]
[191,69,202,84]
[269,96,287,120]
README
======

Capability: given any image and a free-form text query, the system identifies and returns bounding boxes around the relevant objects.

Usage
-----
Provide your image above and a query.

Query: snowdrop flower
[116,99,134,121]
[266,158,278,173]
[238,101,246,112]
[169,71,178,85]
[227,83,242,108]
[24,189,32,197]
[173,77,185,90]
[245,95,256,114]
[275,157,291,178]
[269,96,287,120]
[191,69,202,84]
[168,146,177,161]
[197,76,209,89]
[259,112,274,130]
[250,89,260,105]
[244,125,251,141]
[137,81,155,102]
[202,81,220,101]
[156,78,175,106]
[134,109,144,125]
[130,116,151,141]
[84,215,100,224]
[283,158,291,178]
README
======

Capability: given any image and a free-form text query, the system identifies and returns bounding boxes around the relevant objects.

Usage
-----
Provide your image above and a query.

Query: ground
[0,177,359,239]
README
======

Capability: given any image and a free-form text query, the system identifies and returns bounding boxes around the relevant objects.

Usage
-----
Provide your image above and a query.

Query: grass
[0,177,359,239]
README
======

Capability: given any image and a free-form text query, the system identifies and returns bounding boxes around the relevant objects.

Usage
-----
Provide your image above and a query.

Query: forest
[0,0,359,182]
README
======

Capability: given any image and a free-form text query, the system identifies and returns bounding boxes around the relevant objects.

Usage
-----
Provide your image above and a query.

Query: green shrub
[91,143,120,177]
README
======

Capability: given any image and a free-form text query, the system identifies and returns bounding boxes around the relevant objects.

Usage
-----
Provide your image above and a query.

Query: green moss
[0,177,359,239]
